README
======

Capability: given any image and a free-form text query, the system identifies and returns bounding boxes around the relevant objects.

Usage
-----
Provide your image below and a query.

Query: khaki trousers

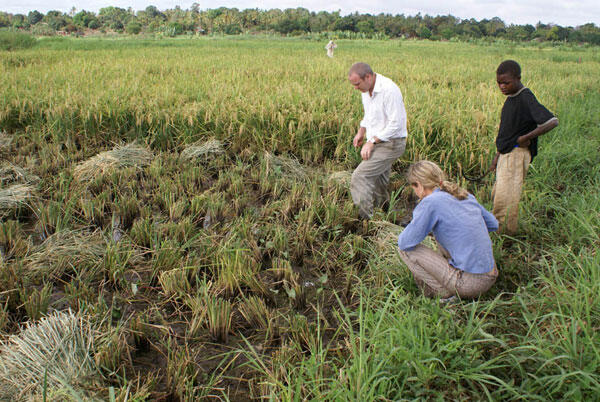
[492,147,531,235]
[398,244,498,299]
[351,138,406,219]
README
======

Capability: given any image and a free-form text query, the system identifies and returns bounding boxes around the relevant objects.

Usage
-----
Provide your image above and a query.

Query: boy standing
[491,60,558,234]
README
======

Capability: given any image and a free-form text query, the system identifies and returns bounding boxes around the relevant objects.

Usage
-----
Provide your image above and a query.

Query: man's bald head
[348,62,374,79]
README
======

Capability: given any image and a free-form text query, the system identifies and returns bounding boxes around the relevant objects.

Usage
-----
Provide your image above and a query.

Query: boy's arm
[517,117,559,147]
[490,152,500,172]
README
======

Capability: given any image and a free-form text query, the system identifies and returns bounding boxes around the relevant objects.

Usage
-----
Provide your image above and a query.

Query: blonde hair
[407,160,468,200]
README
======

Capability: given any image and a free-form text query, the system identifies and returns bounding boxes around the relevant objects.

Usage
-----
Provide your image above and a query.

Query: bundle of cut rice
[327,170,352,188]
[264,151,309,180]
[180,138,225,160]
[371,220,436,258]
[0,131,11,150]
[73,143,154,181]
[25,229,106,280]
[0,162,39,185]
[0,310,102,401]
[0,184,34,218]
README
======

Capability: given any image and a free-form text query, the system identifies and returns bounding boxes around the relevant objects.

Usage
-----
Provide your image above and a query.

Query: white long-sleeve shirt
[359,73,408,142]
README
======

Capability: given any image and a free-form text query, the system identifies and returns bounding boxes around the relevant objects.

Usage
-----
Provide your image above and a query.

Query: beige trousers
[351,138,406,219]
[398,243,498,298]
[492,147,531,235]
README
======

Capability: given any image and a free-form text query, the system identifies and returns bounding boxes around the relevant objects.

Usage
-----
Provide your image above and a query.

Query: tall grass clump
[0,31,36,51]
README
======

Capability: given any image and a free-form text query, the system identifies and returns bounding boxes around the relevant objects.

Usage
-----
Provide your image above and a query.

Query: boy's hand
[490,153,500,172]
[517,135,531,148]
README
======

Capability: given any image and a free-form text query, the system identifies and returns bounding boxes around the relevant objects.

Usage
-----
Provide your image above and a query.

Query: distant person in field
[398,161,499,300]
[325,40,337,57]
[348,62,407,219]
[491,60,559,234]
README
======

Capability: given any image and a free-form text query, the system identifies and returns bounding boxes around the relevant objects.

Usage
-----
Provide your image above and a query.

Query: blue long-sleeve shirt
[397,189,498,274]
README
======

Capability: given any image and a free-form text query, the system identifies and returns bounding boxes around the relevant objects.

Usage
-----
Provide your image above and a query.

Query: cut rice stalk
[180,138,225,160]
[73,143,154,181]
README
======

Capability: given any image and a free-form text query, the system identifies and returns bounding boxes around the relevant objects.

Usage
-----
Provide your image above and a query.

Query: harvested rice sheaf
[327,170,352,188]
[0,131,11,150]
[264,151,309,180]
[372,220,436,258]
[0,310,103,401]
[0,162,39,186]
[0,184,34,218]
[180,138,225,160]
[24,229,106,280]
[73,143,154,181]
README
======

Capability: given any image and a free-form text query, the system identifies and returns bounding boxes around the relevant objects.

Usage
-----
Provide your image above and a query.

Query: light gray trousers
[351,138,406,219]
[398,243,498,298]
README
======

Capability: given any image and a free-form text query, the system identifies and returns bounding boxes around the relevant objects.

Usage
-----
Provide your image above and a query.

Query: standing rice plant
[0,301,9,333]
[238,295,272,330]
[93,322,134,376]
[165,340,199,400]
[0,310,102,400]
[159,268,192,299]
[19,282,52,321]
[206,295,233,342]
[0,220,30,260]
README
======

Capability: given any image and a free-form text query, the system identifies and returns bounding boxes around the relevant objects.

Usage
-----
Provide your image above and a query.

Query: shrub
[0,31,36,51]
[125,21,142,35]
[30,23,55,36]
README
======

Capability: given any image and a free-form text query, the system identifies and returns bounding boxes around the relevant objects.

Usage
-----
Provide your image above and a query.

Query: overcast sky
[1,0,598,27]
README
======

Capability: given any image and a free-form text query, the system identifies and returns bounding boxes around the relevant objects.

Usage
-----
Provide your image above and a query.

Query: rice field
[0,36,599,400]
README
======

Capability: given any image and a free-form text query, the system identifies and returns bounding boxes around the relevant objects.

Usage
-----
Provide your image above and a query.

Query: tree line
[1,5,599,44]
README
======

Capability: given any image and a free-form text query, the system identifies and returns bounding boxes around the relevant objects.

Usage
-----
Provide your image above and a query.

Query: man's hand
[353,127,366,148]
[489,152,500,172]
[516,135,531,148]
[361,142,375,160]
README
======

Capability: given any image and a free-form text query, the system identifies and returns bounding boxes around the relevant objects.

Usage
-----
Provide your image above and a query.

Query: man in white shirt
[348,62,408,219]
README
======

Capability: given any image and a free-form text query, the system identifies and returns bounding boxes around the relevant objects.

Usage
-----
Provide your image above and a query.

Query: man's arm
[516,117,559,148]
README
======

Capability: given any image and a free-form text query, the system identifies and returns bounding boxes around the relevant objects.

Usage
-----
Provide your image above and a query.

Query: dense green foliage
[0,37,598,400]
[0,6,599,44]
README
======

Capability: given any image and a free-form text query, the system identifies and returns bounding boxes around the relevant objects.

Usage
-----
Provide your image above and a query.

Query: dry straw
[25,229,106,279]
[0,310,102,400]
[327,170,352,188]
[180,138,224,160]
[264,151,309,180]
[0,162,39,185]
[73,143,154,181]
[371,220,436,259]
[0,131,11,150]
[0,184,35,218]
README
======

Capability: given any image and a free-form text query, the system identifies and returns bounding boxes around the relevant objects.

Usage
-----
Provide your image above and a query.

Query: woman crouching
[397,161,498,299]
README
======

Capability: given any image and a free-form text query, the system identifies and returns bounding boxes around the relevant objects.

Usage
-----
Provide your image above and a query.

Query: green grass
[0,31,36,51]
[0,36,598,399]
